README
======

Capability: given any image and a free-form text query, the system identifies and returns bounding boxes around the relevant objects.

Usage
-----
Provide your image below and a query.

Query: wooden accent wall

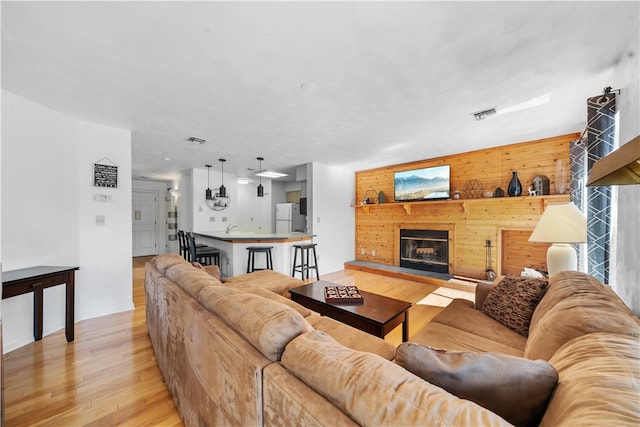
[354,133,576,279]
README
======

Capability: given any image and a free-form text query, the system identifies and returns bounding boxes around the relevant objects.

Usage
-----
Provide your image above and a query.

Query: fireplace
[400,229,449,274]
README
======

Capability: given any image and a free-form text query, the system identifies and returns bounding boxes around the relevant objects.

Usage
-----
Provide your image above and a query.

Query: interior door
[132,191,158,256]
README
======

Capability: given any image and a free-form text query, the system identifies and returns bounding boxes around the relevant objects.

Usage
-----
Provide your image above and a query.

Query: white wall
[191,167,274,233]
[1,90,133,352]
[608,21,640,316]
[311,162,355,275]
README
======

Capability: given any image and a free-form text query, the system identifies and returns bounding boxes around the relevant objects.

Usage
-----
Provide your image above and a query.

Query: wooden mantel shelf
[351,194,568,215]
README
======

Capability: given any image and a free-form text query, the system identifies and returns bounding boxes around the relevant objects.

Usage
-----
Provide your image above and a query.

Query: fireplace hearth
[400,229,449,274]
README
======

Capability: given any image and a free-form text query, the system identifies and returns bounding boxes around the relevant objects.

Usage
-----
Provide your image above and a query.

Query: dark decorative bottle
[507,171,522,197]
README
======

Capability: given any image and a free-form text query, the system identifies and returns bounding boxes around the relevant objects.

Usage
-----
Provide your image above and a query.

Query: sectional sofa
[145,253,639,426]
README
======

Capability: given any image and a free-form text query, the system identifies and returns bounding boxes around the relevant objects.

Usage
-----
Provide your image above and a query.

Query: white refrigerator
[276,203,306,233]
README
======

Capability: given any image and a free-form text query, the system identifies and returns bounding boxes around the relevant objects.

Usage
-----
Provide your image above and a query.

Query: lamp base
[547,243,577,276]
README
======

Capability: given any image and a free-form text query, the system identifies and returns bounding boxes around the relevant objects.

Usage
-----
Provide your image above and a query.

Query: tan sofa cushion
[223,269,303,297]
[281,330,512,427]
[411,321,525,356]
[481,276,548,336]
[306,313,396,360]
[262,363,358,426]
[239,285,312,317]
[396,343,557,427]
[541,333,640,427]
[412,299,526,355]
[151,253,188,274]
[165,262,223,299]
[525,285,640,361]
[197,285,312,361]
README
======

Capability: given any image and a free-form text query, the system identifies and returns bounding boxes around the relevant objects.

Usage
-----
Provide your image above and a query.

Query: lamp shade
[529,202,587,244]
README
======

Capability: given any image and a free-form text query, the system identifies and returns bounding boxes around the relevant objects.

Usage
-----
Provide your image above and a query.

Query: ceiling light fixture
[257,157,265,197]
[255,170,289,178]
[204,160,229,211]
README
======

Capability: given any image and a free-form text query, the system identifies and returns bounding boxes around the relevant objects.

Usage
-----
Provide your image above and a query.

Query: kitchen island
[194,231,315,278]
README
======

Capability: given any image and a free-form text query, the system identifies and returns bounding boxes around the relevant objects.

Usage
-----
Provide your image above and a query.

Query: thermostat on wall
[94,194,112,202]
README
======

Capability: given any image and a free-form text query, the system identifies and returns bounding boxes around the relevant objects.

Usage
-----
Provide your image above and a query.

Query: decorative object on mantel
[93,157,118,188]
[494,187,505,197]
[377,191,385,204]
[462,180,484,199]
[483,191,494,198]
[453,190,461,200]
[554,160,567,193]
[507,171,522,197]
[532,175,550,196]
[528,186,537,196]
[365,190,378,204]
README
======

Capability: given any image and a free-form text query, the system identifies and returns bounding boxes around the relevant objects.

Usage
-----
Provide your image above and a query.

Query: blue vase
[508,171,522,197]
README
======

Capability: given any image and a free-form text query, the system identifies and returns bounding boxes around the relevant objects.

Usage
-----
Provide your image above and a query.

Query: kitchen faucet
[225,225,238,233]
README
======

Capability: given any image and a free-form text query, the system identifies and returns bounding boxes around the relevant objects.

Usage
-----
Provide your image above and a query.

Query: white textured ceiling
[2,1,639,182]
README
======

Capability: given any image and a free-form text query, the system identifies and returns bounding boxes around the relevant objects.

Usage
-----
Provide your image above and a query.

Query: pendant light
[205,164,214,202]
[218,158,227,198]
[257,157,264,197]
[204,160,230,211]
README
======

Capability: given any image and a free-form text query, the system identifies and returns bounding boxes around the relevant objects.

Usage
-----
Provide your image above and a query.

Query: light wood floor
[3,257,444,426]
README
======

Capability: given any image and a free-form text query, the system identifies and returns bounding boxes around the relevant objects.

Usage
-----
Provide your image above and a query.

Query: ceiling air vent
[187,136,207,144]
[472,108,497,121]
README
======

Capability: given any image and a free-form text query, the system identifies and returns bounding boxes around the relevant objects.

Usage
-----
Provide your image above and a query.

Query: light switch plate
[96,215,106,226]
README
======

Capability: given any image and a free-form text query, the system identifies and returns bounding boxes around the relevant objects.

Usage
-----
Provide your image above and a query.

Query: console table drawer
[3,273,67,298]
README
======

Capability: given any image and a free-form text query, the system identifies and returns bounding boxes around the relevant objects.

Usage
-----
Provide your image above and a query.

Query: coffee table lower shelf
[289,280,412,342]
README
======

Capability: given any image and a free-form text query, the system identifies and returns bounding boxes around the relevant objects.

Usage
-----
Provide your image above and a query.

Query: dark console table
[2,266,79,342]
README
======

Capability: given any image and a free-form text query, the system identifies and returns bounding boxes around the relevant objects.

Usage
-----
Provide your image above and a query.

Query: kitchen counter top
[193,231,316,277]
[195,231,314,243]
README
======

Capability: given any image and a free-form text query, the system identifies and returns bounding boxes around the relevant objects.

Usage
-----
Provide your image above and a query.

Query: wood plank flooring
[3,257,443,426]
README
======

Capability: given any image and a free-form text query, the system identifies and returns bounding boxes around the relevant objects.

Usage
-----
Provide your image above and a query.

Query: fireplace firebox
[400,229,449,274]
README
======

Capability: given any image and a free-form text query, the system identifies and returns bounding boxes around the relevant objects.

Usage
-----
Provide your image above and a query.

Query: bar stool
[292,243,319,280]
[246,246,273,273]
[186,232,220,266]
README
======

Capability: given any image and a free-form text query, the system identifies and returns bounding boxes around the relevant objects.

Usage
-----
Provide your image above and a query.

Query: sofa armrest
[475,282,494,311]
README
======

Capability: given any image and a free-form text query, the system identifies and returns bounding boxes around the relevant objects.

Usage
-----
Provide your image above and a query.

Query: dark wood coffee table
[289,280,412,341]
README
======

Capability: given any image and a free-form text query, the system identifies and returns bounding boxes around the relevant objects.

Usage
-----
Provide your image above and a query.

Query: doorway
[132,190,159,256]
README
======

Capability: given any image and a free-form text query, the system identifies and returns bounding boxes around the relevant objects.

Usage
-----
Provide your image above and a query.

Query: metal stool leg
[311,246,319,279]
[292,247,299,277]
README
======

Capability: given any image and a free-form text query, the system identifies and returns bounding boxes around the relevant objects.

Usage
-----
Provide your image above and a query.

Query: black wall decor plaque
[93,163,118,188]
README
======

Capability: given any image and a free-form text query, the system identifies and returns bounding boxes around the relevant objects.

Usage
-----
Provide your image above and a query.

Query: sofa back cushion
[396,343,557,427]
[281,330,512,427]
[525,272,640,361]
[540,333,640,427]
[197,285,312,361]
[151,253,188,274]
[165,262,223,299]
[238,285,312,318]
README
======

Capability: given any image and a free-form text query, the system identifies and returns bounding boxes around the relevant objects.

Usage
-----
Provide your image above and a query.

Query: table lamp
[529,202,587,276]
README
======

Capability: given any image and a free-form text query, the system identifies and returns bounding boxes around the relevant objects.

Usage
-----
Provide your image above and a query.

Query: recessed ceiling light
[162,156,171,161]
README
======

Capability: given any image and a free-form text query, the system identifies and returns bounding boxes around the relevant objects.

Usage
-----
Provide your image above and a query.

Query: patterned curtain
[570,92,616,283]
